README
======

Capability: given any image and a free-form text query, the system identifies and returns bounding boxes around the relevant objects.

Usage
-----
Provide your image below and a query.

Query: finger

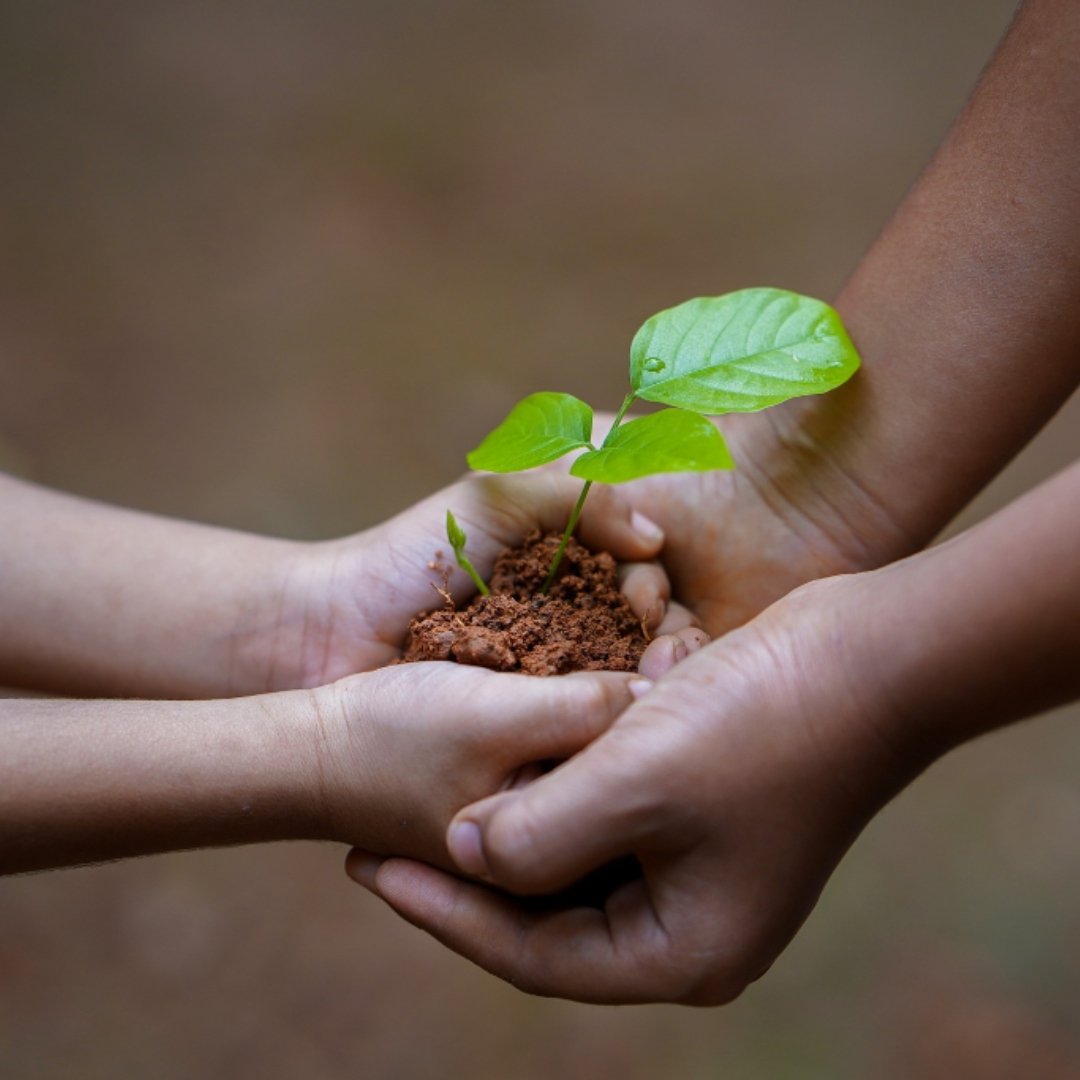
[478,669,652,763]
[618,562,669,631]
[503,761,546,790]
[638,627,711,680]
[655,601,696,637]
[345,849,385,890]
[574,484,664,563]
[447,727,661,894]
[462,472,664,565]
[364,857,680,1004]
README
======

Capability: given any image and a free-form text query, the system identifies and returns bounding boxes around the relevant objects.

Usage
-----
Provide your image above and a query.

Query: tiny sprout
[451,287,861,592]
[445,510,490,597]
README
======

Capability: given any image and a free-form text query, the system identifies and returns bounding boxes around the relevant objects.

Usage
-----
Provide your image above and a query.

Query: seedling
[446,510,490,596]
[451,287,861,591]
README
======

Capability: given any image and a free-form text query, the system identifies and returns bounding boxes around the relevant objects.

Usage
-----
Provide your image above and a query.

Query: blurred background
[2,0,1079,1076]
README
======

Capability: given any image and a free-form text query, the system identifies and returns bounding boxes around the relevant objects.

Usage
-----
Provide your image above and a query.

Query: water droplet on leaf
[643,357,665,373]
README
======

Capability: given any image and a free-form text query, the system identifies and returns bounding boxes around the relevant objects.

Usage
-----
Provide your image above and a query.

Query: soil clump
[402,531,647,675]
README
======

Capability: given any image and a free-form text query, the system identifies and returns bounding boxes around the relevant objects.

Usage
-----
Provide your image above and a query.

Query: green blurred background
[2,1,1079,1076]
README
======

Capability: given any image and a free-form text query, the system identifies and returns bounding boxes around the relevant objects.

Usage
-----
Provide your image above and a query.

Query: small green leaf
[467,392,594,473]
[629,288,860,414]
[444,509,490,596]
[446,509,467,555]
[570,409,733,484]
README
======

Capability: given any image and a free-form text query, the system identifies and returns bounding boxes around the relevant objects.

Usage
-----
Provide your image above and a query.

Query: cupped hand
[345,575,927,1005]
[245,471,670,689]
[311,663,650,870]
[589,404,914,637]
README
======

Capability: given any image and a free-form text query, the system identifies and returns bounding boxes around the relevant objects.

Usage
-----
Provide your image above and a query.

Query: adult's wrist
[821,566,964,775]
[775,574,941,800]
[750,394,927,574]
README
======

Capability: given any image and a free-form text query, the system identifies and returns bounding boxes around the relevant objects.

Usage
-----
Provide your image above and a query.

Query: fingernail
[447,820,489,878]
[345,851,384,891]
[631,511,664,545]
[629,677,653,699]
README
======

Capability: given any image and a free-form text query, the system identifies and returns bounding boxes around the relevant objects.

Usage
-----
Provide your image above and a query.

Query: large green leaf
[570,409,733,484]
[467,392,594,472]
[629,288,860,414]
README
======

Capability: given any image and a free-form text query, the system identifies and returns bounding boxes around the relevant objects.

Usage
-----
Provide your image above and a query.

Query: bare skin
[586,0,1080,638]
[0,469,667,697]
[349,460,1080,1005]
[345,0,1080,1004]
[0,665,646,875]
[0,470,671,872]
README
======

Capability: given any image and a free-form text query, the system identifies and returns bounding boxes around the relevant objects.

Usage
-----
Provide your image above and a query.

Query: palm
[286,471,663,686]
[613,411,862,636]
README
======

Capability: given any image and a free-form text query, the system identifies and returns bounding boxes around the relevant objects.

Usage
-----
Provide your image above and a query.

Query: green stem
[609,390,637,430]
[541,479,592,594]
[455,552,491,596]
[541,391,636,593]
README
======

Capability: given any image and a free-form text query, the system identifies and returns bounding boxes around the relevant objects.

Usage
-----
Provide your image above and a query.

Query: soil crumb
[402,530,647,675]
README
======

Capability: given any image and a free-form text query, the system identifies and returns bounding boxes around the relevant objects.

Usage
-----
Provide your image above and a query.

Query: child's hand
[0,657,645,874]
[0,470,682,699]
[310,663,649,870]
[256,471,677,689]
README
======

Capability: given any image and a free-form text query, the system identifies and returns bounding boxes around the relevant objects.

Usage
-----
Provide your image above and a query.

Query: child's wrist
[242,686,340,843]
[221,537,335,695]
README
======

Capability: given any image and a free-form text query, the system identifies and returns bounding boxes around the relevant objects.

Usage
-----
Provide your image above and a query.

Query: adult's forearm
[0,474,306,697]
[0,691,323,873]
[794,0,1080,550]
[855,459,1080,757]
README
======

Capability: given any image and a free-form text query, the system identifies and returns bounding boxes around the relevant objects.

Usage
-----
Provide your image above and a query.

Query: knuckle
[565,674,621,729]
[484,804,546,889]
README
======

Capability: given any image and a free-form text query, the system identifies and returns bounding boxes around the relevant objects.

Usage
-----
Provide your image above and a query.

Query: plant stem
[455,552,491,596]
[541,391,636,593]
[609,390,637,430]
[541,479,592,593]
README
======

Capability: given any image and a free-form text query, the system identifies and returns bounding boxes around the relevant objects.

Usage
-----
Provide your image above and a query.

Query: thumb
[447,731,659,895]
[575,482,665,564]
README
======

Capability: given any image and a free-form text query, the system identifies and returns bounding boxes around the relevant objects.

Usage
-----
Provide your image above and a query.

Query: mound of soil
[402,531,648,675]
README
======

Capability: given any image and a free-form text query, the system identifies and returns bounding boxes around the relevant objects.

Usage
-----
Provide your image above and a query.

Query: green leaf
[445,509,467,555]
[570,409,733,484]
[467,392,594,473]
[629,288,860,414]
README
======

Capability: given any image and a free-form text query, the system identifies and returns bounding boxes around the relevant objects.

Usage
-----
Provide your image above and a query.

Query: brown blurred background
[2,1,1079,1076]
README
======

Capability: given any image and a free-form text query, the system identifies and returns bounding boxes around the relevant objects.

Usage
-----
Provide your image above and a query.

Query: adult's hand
[580,0,1080,640]
[346,459,1080,1004]
[347,574,903,1005]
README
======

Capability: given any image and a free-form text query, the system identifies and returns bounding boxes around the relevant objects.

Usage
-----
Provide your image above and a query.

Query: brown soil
[402,530,648,675]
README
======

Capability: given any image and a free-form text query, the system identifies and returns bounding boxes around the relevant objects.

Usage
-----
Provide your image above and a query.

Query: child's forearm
[0,663,643,875]
[0,690,325,874]
[0,473,310,697]
[854,459,1080,756]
